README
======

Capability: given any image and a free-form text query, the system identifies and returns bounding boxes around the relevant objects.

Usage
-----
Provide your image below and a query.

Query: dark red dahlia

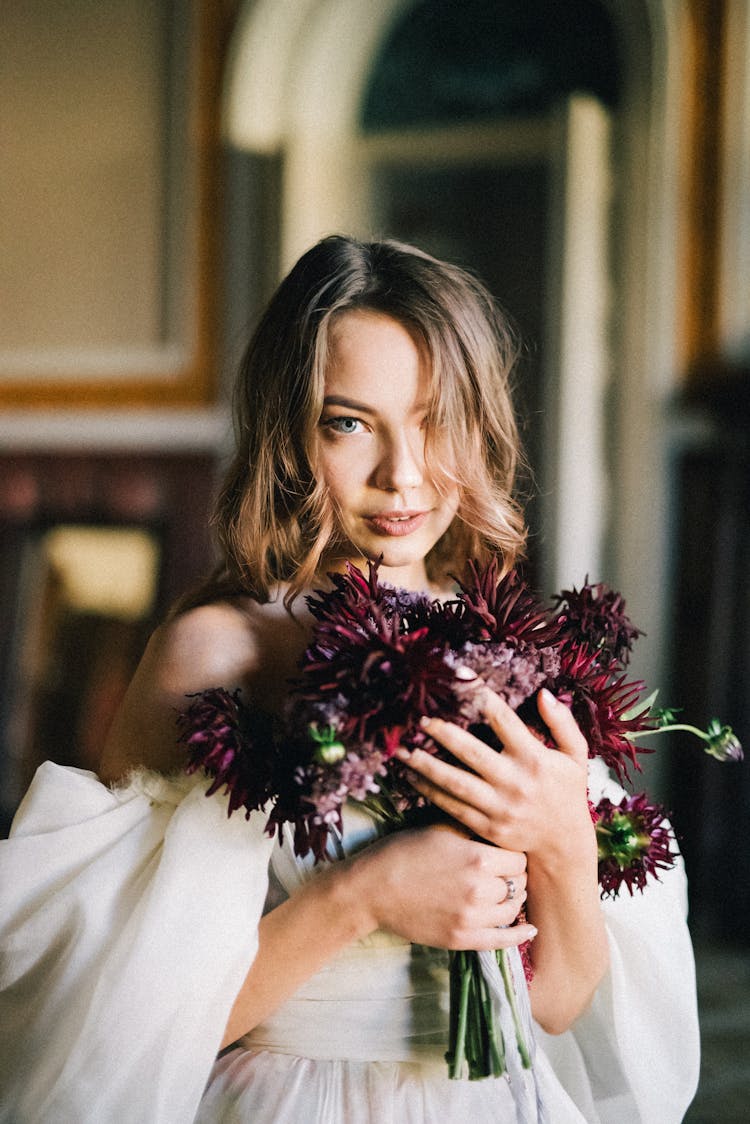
[298,609,463,756]
[176,688,275,817]
[548,645,654,780]
[306,561,386,627]
[554,579,642,667]
[455,560,562,648]
[596,792,677,896]
[306,559,468,647]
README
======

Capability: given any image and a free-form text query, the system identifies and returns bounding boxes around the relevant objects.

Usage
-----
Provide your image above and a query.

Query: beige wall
[0,0,166,353]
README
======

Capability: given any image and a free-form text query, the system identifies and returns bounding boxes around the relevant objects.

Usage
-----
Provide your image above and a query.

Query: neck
[319,551,454,598]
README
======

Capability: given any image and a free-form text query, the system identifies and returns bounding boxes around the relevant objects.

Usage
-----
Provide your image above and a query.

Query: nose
[373,430,424,492]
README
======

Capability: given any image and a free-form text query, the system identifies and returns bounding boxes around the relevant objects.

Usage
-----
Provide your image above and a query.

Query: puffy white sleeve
[0,762,275,1124]
[537,759,700,1124]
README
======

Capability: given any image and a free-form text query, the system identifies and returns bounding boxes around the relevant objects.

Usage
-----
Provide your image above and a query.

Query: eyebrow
[322,395,429,416]
[322,395,376,413]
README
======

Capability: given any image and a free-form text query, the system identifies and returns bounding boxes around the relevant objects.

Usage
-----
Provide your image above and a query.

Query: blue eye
[324,416,363,434]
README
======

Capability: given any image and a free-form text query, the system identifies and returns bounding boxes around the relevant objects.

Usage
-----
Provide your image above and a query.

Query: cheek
[314,445,365,501]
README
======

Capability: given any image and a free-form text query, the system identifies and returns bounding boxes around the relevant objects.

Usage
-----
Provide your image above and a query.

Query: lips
[363,510,429,537]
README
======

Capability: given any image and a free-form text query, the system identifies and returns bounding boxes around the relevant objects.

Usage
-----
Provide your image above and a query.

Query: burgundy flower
[264,796,332,863]
[554,579,642,667]
[455,560,562,648]
[298,597,463,756]
[549,645,654,780]
[176,688,275,817]
[296,566,465,759]
[306,561,382,624]
[307,559,469,651]
[596,792,677,896]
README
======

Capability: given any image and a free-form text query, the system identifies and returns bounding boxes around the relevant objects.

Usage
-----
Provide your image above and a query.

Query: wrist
[527,818,598,882]
[310,852,379,942]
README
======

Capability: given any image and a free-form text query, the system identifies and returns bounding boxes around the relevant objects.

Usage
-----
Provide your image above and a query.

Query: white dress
[0,759,699,1123]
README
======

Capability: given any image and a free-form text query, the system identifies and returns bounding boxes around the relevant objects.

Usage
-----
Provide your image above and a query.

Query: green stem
[467,966,481,1078]
[446,951,460,1069]
[479,960,505,1077]
[628,723,707,742]
[450,953,472,1080]
[497,949,532,1069]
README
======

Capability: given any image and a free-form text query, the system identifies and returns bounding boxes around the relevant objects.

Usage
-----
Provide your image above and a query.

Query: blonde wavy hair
[189,235,527,609]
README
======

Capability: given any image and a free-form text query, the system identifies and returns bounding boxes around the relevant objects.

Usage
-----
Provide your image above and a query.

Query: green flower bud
[313,739,346,765]
[704,719,743,763]
[308,722,347,765]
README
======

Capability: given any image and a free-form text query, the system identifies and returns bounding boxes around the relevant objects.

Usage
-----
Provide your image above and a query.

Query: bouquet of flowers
[177,560,741,1086]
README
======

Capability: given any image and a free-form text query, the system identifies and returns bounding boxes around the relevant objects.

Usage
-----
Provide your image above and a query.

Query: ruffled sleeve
[0,762,274,1124]
[537,759,700,1124]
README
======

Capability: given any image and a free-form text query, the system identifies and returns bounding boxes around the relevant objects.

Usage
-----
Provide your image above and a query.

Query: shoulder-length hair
[195,235,527,608]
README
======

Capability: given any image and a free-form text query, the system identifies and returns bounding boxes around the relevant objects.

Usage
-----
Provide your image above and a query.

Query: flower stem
[479,962,505,1076]
[497,949,532,1069]
[449,952,472,1080]
[628,723,707,742]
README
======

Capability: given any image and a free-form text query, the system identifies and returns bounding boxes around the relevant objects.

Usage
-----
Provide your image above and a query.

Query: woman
[0,237,699,1123]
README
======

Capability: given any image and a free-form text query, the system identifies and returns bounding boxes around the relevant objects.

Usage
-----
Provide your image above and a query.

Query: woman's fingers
[403,760,496,838]
[417,693,542,773]
[478,687,589,767]
[417,714,504,776]
[366,824,533,949]
[397,688,591,850]
[499,869,527,904]
[469,923,536,952]
[400,733,494,796]
[477,690,540,756]
[535,688,589,765]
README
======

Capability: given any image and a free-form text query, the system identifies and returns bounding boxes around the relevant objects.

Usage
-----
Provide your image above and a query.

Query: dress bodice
[244,803,451,1065]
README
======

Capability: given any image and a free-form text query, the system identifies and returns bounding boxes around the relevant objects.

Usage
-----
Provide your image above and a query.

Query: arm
[396,688,609,1035]
[221,821,535,1047]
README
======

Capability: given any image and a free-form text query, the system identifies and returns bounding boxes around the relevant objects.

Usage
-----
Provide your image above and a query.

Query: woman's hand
[396,688,609,1035]
[222,822,534,1046]
[350,822,535,952]
[396,687,592,863]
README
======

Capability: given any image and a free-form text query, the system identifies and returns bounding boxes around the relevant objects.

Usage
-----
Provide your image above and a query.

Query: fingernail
[393,747,410,761]
[540,688,558,707]
[419,716,432,729]
[526,926,538,940]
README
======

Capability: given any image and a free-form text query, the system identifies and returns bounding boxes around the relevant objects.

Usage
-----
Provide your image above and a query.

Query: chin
[340,516,456,578]
[361,536,437,572]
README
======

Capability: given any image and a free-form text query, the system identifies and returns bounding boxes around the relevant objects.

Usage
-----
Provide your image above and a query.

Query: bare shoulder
[99,600,262,783]
[148,601,262,693]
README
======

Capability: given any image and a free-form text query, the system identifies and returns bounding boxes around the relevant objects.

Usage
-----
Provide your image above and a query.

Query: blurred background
[0,2,748,1117]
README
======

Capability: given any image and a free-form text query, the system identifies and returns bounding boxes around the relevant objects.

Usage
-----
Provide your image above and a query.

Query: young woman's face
[316,309,459,591]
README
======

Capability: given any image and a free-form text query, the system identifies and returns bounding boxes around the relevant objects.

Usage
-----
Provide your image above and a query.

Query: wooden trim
[681,0,728,373]
[0,1,236,409]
